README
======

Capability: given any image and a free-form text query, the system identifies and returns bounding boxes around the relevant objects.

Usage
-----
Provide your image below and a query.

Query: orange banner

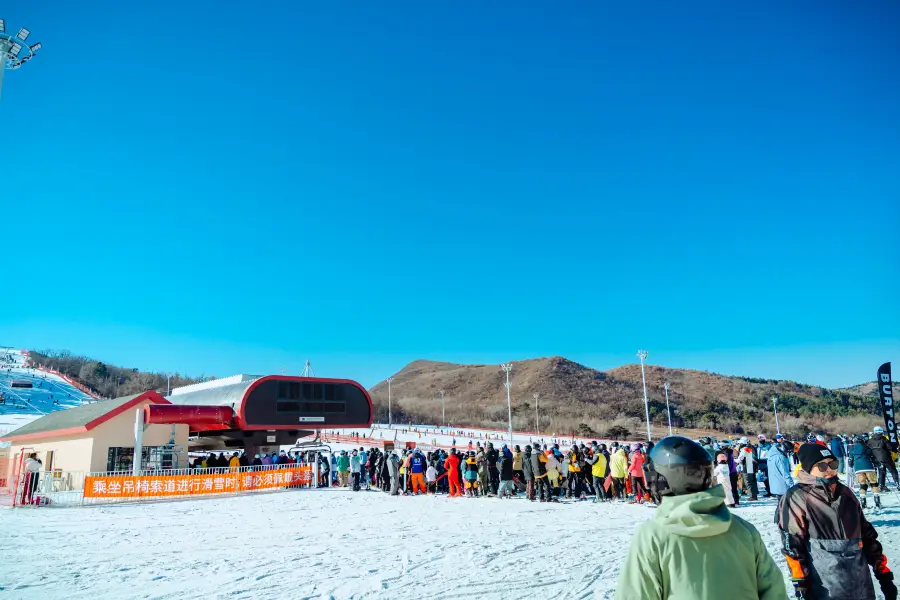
[84,467,312,499]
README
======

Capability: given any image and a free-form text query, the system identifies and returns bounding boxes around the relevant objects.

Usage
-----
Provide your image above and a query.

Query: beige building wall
[89,411,189,472]
[5,436,95,487]
[3,400,191,485]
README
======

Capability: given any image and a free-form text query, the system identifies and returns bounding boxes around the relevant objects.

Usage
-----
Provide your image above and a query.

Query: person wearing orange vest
[444,449,462,497]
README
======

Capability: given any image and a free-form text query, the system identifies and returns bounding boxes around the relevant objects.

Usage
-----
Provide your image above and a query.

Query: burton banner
[877,362,896,446]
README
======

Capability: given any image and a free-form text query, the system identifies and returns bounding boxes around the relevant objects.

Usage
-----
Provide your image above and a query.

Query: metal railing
[12,463,316,508]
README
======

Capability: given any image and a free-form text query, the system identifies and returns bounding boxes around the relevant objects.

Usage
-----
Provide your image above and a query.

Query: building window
[106,446,181,472]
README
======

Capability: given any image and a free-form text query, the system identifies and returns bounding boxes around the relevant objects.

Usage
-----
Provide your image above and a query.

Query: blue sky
[1,1,897,389]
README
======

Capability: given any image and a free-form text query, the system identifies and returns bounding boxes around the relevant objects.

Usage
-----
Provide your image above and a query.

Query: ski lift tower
[302,360,316,377]
[0,20,42,100]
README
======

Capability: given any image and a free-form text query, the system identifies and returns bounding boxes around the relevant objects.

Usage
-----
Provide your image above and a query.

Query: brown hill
[368,357,884,438]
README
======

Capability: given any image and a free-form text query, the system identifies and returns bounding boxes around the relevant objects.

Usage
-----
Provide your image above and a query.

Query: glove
[877,572,898,600]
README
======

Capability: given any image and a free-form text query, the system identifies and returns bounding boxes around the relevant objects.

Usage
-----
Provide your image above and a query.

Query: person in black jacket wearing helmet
[485,442,500,496]
[778,443,897,600]
[868,426,899,491]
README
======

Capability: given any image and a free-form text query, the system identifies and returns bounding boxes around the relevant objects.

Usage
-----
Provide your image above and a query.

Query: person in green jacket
[616,436,786,600]
[336,451,351,487]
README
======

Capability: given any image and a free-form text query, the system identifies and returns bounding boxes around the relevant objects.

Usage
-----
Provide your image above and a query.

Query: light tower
[0,20,42,100]
[533,392,540,435]
[664,381,672,435]
[501,363,513,446]
[387,376,394,427]
[439,389,445,426]
[637,350,651,441]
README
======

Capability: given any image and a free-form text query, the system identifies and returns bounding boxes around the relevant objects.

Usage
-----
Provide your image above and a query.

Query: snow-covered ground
[2,488,899,599]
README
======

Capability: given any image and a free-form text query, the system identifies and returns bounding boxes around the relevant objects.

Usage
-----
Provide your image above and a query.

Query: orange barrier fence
[84,466,312,499]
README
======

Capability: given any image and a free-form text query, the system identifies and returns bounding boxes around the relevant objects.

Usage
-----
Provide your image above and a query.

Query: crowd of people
[311,427,898,600]
[309,426,900,511]
[615,435,897,600]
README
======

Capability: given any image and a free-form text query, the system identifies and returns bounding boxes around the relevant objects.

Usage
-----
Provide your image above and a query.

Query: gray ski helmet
[643,436,714,502]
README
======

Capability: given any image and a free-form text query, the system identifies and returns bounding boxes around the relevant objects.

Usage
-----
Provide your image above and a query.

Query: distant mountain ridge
[368,357,886,438]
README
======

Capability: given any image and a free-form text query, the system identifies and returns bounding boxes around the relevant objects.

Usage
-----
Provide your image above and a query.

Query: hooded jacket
[616,485,785,600]
[531,450,547,478]
[739,447,757,474]
[387,452,401,476]
[590,451,608,478]
[610,449,628,479]
[628,451,645,478]
[485,444,499,472]
[512,451,523,471]
[522,449,534,481]
[500,448,514,480]
[867,435,894,465]
[849,441,877,472]
[778,470,888,600]
[829,437,846,459]
[349,454,362,474]
[767,443,794,497]
[336,454,350,472]
[443,452,460,475]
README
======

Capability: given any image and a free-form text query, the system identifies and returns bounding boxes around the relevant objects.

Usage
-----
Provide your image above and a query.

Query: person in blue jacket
[829,434,847,474]
[850,434,882,509]
[767,439,794,504]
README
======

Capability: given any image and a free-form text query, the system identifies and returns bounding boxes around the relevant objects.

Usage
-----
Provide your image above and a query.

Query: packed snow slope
[0,349,95,439]
[2,489,899,599]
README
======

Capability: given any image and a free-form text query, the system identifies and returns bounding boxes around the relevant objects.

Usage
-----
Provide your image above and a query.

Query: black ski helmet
[643,436,714,502]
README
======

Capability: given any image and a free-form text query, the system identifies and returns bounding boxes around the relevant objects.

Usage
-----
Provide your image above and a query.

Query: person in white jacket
[714,453,736,508]
[738,444,759,500]
[23,454,42,504]
[349,450,363,491]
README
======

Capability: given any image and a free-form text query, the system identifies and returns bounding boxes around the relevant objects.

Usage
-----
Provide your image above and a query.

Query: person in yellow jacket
[228,452,241,472]
[609,446,629,501]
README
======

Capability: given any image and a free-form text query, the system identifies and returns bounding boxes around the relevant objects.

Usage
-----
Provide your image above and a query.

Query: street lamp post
[166,373,172,397]
[439,389,445,426]
[501,363,513,446]
[664,381,672,436]
[387,377,393,427]
[533,392,540,435]
[637,350,651,441]
[773,395,780,435]
[0,21,42,100]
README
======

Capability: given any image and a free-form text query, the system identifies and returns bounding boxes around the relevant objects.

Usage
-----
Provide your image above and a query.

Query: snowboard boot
[875,495,883,510]
[861,496,868,509]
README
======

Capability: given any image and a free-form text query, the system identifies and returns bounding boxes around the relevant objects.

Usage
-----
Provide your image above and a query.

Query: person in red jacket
[444,448,462,497]
[629,444,647,503]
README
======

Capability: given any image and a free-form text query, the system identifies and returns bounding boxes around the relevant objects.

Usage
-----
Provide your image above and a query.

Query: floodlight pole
[501,363,513,446]
[773,395,780,435]
[439,389,445,426]
[638,350,651,441]
[387,377,393,427]
[0,39,7,98]
[664,381,672,436]
[0,22,43,102]
[533,392,540,435]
